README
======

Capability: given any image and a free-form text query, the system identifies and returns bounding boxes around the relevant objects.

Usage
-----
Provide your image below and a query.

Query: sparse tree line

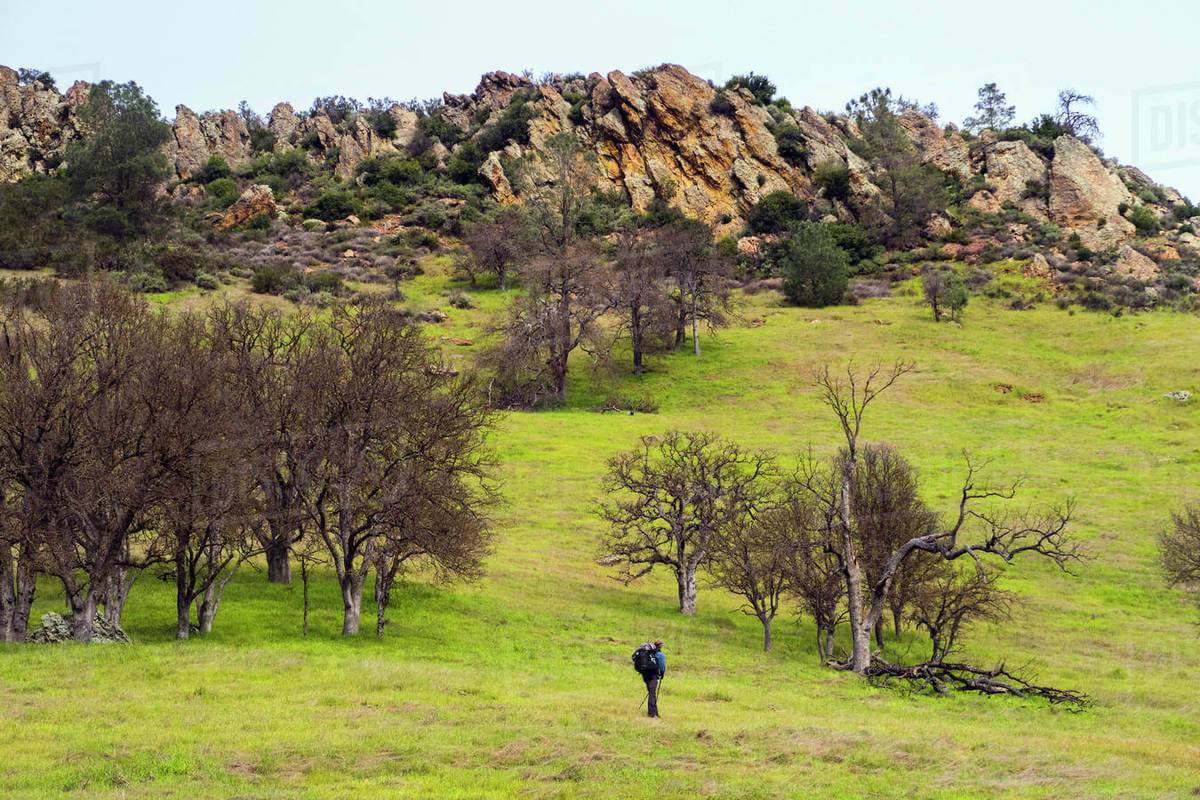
[0,280,496,643]
[465,133,735,407]
[599,364,1090,707]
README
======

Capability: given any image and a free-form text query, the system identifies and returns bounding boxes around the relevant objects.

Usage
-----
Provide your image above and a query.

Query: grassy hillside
[2,263,1199,799]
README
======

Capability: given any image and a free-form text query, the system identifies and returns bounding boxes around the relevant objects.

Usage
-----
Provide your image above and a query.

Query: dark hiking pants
[643,675,660,717]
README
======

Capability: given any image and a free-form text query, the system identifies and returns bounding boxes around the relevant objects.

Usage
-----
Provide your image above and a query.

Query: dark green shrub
[770,124,806,167]
[299,131,321,150]
[206,177,240,208]
[813,159,851,204]
[709,91,736,116]
[195,272,219,290]
[367,110,397,138]
[304,191,360,222]
[249,126,276,154]
[195,156,231,184]
[773,221,848,307]
[825,222,880,268]
[477,89,541,153]
[747,190,806,234]
[127,270,167,293]
[1126,204,1159,236]
[252,261,301,294]
[245,212,272,230]
[305,270,344,293]
[147,243,207,283]
[724,73,776,105]
[1173,201,1199,221]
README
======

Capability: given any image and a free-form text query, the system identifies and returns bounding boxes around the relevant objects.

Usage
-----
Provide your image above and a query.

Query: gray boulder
[27,611,131,644]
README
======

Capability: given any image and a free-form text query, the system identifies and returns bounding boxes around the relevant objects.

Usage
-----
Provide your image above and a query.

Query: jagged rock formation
[0,62,1193,255]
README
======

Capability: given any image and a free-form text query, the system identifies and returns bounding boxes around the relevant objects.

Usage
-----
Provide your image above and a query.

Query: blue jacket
[653,650,666,678]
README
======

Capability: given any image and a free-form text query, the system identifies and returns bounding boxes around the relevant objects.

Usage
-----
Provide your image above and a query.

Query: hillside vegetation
[2,263,1198,798]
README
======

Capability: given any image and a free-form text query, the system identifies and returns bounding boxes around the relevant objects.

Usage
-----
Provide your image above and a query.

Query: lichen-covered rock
[1049,136,1135,250]
[1112,245,1158,281]
[28,611,131,644]
[209,184,277,231]
[987,138,1048,216]
[901,111,970,177]
[168,104,252,179]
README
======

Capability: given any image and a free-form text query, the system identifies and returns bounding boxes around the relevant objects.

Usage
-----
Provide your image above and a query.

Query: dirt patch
[995,383,1012,394]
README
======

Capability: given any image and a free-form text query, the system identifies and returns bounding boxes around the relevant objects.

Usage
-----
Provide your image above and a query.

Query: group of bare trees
[599,364,1089,706]
[466,134,733,407]
[0,280,495,643]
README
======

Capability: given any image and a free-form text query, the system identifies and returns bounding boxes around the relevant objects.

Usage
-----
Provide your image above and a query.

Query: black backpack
[632,643,658,676]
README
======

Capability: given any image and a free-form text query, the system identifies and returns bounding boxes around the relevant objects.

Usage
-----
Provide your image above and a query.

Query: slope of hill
[1,265,1198,798]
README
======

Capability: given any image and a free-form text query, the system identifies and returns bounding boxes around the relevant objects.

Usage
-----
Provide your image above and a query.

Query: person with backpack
[631,640,666,718]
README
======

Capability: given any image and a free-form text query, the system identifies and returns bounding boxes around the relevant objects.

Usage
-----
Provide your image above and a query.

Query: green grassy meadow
[2,265,1199,798]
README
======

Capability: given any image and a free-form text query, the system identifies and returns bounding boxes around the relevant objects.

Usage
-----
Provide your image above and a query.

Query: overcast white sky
[3,0,1199,198]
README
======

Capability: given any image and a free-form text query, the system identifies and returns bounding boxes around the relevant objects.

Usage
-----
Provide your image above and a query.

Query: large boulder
[986,138,1048,217]
[901,110,970,177]
[28,612,131,644]
[1049,136,1135,250]
[209,184,277,231]
[1112,245,1158,282]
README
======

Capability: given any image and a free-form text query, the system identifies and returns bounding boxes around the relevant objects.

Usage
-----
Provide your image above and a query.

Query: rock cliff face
[0,62,1189,252]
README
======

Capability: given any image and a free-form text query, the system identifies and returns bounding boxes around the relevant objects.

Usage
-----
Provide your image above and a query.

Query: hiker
[632,640,666,718]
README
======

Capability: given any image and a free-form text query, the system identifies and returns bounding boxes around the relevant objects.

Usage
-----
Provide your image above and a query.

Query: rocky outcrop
[901,111,969,177]
[1049,136,1135,250]
[208,184,277,230]
[1112,245,1158,281]
[28,612,131,644]
[0,63,1190,257]
[985,138,1048,217]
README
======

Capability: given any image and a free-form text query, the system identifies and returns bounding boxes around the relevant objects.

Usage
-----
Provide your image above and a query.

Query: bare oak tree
[599,430,774,616]
[302,302,495,636]
[814,363,1088,705]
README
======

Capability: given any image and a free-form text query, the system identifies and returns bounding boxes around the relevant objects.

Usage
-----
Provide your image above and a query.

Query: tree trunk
[68,589,98,643]
[691,291,701,357]
[341,572,364,636]
[761,615,773,652]
[376,576,392,639]
[631,304,644,374]
[0,544,13,643]
[175,559,192,640]
[893,608,903,639]
[874,616,885,649]
[197,585,218,634]
[102,566,135,626]
[265,539,292,584]
[10,558,36,643]
[676,567,697,616]
[301,559,310,637]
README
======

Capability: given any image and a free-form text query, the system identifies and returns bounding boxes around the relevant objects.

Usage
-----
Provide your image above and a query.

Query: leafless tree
[208,302,314,584]
[462,207,533,290]
[908,563,1013,663]
[1160,504,1200,614]
[1055,89,1100,143]
[771,480,847,661]
[480,242,612,406]
[598,430,774,616]
[658,220,733,356]
[836,443,941,646]
[814,363,1088,706]
[146,314,261,638]
[0,280,175,641]
[301,302,495,636]
[709,502,792,651]
[608,229,675,374]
